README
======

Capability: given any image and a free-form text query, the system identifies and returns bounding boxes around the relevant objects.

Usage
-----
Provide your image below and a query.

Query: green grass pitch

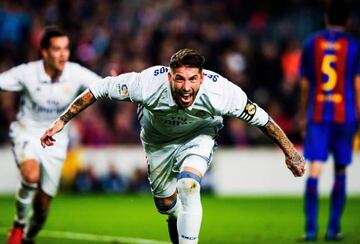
[0,194,359,243]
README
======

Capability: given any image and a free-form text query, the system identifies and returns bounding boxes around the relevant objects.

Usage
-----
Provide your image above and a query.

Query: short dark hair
[326,0,350,26]
[40,26,67,50]
[169,48,205,71]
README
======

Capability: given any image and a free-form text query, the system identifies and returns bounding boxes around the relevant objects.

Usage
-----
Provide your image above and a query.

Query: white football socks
[177,178,202,244]
[15,181,37,223]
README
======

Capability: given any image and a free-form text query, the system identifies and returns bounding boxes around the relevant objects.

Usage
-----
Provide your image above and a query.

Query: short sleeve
[0,64,25,91]
[221,79,269,126]
[219,79,248,116]
[89,72,142,102]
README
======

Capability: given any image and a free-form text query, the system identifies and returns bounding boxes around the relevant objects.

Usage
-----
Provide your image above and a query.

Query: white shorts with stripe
[142,134,216,198]
[9,122,68,196]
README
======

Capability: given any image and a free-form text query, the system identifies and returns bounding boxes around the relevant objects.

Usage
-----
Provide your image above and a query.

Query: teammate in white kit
[41,48,306,244]
[1,27,101,244]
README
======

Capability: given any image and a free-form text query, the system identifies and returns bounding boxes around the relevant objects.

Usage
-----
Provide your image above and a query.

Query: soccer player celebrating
[299,1,360,241]
[1,26,101,244]
[41,48,305,244]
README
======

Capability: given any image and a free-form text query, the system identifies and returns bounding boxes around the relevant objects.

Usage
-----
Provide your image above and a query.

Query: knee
[22,171,40,184]
[308,163,323,178]
[176,177,201,209]
[177,178,200,196]
[176,177,202,216]
[154,195,178,215]
[20,161,40,184]
[176,171,201,200]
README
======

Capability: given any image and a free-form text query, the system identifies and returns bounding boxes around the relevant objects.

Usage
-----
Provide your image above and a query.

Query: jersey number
[321,54,337,92]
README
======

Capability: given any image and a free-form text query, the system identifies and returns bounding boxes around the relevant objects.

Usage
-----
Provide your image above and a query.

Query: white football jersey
[0,60,101,139]
[90,65,269,144]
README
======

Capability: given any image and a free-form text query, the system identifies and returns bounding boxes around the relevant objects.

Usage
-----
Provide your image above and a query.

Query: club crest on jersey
[239,100,256,122]
[118,84,128,96]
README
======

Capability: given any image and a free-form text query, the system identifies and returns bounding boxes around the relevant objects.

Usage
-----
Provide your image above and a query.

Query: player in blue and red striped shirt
[299,0,360,241]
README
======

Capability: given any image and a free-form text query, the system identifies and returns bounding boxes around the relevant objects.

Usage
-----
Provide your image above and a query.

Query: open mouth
[180,93,192,105]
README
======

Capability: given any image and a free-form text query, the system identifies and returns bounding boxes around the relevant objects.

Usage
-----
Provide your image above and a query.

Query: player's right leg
[8,159,40,244]
[154,192,181,244]
[303,122,329,241]
[303,161,323,241]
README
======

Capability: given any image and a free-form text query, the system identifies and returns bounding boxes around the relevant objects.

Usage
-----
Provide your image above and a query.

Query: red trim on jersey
[313,37,325,123]
[333,38,348,123]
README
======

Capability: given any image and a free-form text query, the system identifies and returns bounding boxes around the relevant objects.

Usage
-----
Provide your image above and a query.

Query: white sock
[177,178,202,244]
[15,181,37,223]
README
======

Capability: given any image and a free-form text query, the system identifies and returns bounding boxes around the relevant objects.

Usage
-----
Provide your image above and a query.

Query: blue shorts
[304,122,358,166]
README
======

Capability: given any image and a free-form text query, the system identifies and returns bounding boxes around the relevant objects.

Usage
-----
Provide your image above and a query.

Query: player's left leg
[153,158,207,244]
[176,155,208,244]
[325,165,346,241]
[23,188,52,243]
[175,135,214,244]
[22,145,65,243]
[302,122,331,241]
[304,161,323,241]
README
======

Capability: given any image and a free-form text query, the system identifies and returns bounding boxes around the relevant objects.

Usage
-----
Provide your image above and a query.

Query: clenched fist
[285,152,306,177]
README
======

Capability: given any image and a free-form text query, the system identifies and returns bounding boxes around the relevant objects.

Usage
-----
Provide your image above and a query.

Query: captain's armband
[239,100,269,127]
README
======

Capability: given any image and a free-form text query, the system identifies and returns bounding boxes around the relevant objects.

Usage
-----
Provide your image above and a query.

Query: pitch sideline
[0,227,169,244]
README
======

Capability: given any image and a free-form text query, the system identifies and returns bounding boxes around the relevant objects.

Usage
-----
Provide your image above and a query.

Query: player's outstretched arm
[260,118,306,177]
[40,89,96,148]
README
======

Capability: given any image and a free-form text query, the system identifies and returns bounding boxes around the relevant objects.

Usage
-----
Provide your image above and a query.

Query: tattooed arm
[260,118,306,177]
[40,89,96,148]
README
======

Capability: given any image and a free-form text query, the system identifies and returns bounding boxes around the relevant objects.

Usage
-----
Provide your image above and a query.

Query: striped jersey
[300,29,360,123]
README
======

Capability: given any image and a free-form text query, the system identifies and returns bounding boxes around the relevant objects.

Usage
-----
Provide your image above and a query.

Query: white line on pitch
[0,227,169,244]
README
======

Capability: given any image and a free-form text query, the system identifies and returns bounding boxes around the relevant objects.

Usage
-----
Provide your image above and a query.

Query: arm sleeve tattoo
[260,118,296,158]
[60,89,97,124]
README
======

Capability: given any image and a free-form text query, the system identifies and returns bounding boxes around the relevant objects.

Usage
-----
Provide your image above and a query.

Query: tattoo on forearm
[60,90,96,124]
[260,119,295,157]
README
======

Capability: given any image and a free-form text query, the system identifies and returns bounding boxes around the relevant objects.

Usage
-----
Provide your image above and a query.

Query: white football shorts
[9,122,68,197]
[142,134,216,198]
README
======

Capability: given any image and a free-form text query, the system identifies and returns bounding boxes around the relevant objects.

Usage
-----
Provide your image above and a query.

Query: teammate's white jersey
[0,60,101,139]
[90,65,269,145]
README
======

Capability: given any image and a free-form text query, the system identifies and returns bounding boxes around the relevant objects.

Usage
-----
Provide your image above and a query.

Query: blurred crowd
[1,0,360,147]
[59,148,214,194]
[72,163,150,194]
